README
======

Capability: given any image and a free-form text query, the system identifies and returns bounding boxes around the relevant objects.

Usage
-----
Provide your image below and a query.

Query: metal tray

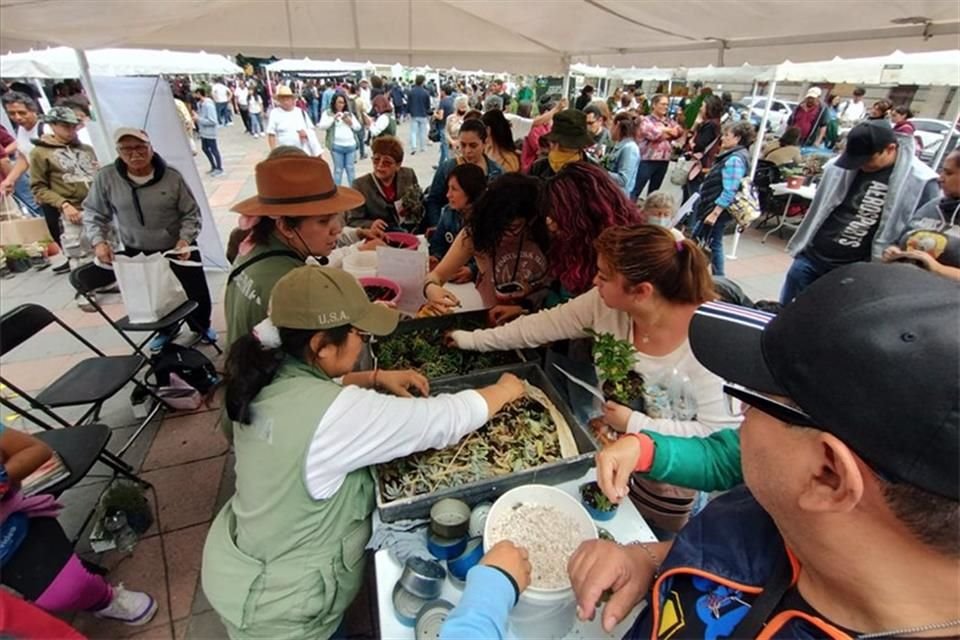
[375,310,524,381]
[374,363,597,523]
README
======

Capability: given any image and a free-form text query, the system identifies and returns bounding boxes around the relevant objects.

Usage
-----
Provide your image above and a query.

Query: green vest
[224,235,303,347]
[374,114,397,139]
[201,359,375,640]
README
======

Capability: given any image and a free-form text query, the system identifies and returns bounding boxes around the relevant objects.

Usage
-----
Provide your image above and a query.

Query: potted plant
[579,481,619,521]
[4,245,30,273]
[585,329,644,446]
[782,166,805,189]
[100,481,153,534]
[26,241,49,269]
[587,329,644,410]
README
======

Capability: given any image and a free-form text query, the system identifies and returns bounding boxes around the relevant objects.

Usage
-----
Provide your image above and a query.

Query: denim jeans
[215,102,232,125]
[631,160,669,201]
[692,211,731,276]
[355,128,367,158]
[410,116,429,152]
[439,134,450,164]
[249,112,263,135]
[309,100,320,126]
[331,144,357,186]
[201,137,223,171]
[13,171,41,218]
[780,252,836,304]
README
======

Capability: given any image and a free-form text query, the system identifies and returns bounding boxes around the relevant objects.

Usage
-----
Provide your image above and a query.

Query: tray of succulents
[375,362,598,523]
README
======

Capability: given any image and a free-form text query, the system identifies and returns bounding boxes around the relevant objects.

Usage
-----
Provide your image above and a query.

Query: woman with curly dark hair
[542,161,641,300]
[423,174,549,324]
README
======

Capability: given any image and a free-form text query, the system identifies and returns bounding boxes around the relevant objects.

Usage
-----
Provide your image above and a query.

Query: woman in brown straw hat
[204,265,524,640]
[225,153,375,347]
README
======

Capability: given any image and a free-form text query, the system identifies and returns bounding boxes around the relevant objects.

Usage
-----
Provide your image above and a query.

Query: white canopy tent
[2,0,958,73]
[264,58,374,74]
[0,46,240,78]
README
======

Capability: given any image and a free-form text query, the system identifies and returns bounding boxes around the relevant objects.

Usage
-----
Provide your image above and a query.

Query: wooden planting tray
[374,362,597,523]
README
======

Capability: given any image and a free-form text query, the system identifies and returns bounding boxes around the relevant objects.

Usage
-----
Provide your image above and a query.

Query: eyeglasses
[352,327,375,345]
[724,384,903,485]
[117,144,150,155]
[372,155,397,167]
[722,384,817,427]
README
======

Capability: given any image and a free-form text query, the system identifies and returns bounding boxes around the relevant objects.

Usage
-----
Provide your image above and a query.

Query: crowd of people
[0,68,958,640]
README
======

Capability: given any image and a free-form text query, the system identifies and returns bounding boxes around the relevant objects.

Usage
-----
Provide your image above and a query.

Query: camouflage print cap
[43,106,81,125]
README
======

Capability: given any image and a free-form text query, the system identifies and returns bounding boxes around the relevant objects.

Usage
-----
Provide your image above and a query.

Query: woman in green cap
[201,265,524,640]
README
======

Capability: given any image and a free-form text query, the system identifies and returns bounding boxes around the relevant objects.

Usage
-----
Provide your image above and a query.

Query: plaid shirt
[715,154,748,208]
[637,114,679,161]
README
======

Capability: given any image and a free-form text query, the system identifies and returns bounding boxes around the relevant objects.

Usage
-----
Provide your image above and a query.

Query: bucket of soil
[358,276,401,303]
[579,481,619,522]
[383,231,419,250]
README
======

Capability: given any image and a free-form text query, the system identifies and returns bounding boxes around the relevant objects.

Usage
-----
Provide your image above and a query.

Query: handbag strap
[227,249,302,284]
[162,246,204,268]
[732,548,793,636]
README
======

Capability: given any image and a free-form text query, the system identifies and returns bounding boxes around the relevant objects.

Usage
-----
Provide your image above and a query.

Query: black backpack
[146,344,220,395]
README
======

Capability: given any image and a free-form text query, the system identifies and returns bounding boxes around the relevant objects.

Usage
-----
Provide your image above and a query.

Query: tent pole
[732,78,777,262]
[750,80,758,102]
[749,79,777,180]
[561,73,571,102]
[931,105,959,170]
[32,79,52,113]
[667,78,673,96]
[73,48,113,163]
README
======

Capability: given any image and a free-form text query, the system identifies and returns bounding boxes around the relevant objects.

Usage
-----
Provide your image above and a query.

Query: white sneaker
[94,584,158,626]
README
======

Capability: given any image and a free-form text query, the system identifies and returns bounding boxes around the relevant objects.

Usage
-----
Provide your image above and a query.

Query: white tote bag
[111,248,197,323]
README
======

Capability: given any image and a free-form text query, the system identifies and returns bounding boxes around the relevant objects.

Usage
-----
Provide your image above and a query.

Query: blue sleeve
[429,207,455,258]
[199,102,218,128]
[715,156,747,208]
[610,144,640,195]
[424,163,450,228]
[440,565,516,640]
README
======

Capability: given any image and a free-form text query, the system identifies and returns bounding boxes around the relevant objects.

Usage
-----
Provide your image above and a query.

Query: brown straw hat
[231,155,365,217]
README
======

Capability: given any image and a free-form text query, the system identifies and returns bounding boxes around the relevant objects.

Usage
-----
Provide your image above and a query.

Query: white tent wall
[3,0,958,75]
[89,76,228,270]
[0,47,241,78]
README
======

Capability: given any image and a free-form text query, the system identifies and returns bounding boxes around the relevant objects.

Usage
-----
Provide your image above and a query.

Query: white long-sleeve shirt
[318,111,361,148]
[370,114,392,137]
[450,288,739,438]
[305,387,488,499]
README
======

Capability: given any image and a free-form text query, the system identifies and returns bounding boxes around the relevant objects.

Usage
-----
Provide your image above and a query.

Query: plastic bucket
[484,485,597,639]
[358,276,402,303]
[342,251,378,279]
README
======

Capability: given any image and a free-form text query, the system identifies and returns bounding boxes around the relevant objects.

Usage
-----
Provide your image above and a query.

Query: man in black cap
[780,120,939,303]
[566,262,959,638]
[528,108,594,179]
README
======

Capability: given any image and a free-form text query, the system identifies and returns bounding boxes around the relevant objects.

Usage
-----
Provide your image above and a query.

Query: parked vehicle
[741,97,799,135]
[910,118,960,169]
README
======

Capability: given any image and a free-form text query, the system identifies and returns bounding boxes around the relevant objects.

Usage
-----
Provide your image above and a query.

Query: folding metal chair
[69,263,205,356]
[0,303,169,483]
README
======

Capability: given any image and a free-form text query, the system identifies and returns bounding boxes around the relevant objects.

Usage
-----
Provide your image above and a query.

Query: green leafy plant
[99,481,153,534]
[3,244,28,260]
[586,329,644,405]
[580,481,616,512]
[780,165,804,178]
[376,325,517,379]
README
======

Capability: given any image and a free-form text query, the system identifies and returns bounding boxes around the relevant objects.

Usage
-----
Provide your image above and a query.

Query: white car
[741,97,799,135]
[910,118,959,168]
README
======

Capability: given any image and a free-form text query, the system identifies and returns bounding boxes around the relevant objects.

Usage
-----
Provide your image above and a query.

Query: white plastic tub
[342,251,378,279]
[484,484,598,639]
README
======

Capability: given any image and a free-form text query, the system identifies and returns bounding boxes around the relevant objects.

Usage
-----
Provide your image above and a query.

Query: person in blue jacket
[424,119,502,229]
[428,162,486,282]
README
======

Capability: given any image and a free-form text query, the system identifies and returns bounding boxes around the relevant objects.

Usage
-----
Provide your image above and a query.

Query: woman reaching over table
[423,173,550,325]
[202,266,524,640]
[0,425,158,630]
[448,225,737,439]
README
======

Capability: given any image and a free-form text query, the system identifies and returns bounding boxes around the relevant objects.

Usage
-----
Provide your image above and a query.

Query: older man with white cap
[266,85,319,154]
[83,127,216,350]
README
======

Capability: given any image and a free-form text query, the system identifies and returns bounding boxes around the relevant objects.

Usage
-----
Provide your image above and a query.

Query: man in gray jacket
[83,127,215,349]
[780,121,939,303]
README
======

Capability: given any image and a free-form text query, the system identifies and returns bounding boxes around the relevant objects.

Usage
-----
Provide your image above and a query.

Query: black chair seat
[32,423,111,497]
[36,355,146,407]
[115,301,199,332]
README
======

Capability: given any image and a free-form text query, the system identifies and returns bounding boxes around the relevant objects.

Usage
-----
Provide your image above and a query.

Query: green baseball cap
[43,106,81,125]
[269,266,399,335]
